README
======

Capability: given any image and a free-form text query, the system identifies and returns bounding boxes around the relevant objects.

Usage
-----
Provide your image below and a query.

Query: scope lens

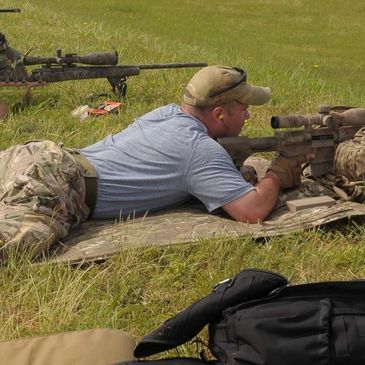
[271,116,280,129]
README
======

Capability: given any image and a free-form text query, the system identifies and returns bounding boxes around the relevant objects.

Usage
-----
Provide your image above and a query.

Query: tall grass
[1,0,365,355]
[2,227,365,346]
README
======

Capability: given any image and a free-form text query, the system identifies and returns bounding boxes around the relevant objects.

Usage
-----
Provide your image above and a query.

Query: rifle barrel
[218,136,279,154]
[133,62,207,70]
[0,8,21,12]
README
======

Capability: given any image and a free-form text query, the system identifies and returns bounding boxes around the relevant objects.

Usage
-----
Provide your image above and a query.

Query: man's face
[224,101,250,137]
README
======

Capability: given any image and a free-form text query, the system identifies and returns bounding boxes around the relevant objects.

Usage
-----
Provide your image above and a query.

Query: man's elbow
[222,189,277,224]
[234,209,268,224]
[223,202,269,223]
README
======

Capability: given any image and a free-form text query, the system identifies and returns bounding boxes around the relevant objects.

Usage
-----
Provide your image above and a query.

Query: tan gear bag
[0,328,135,365]
[334,127,365,181]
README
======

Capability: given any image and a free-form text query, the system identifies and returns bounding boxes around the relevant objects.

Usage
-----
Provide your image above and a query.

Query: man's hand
[267,154,306,189]
[240,164,258,185]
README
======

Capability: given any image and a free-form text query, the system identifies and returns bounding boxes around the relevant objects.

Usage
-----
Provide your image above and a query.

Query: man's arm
[223,155,305,223]
[223,172,280,223]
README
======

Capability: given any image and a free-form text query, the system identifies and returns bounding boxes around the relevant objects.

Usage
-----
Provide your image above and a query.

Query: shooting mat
[45,158,365,264]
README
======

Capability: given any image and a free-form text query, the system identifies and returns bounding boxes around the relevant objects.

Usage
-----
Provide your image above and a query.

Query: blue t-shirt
[81,104,254,219]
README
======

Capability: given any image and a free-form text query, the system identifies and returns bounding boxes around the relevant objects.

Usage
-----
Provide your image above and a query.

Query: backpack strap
[134,269,288,358]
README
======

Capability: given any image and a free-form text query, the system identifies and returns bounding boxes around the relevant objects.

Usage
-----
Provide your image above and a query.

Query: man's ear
[212,106,225,122]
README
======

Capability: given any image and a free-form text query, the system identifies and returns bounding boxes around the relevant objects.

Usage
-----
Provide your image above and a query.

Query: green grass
[1,0,365,357]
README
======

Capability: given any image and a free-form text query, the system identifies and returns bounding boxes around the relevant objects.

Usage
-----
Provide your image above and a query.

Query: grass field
[1,0,365,357]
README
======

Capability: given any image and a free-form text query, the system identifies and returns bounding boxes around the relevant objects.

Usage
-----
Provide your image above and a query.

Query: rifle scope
[271,114,323,129]
[23,51,118,66]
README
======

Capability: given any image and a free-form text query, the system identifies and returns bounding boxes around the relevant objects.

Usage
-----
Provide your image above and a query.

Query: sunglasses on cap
[209,67,247,97]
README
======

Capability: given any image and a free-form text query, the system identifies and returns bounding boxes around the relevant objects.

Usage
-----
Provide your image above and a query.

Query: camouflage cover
[334,127,365,181]
[46,158,365,264]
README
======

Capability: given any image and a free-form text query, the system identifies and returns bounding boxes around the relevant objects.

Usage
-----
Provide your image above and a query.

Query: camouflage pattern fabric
[0,140,89,259]
[334,127,365,181]
[46,158,365,265]
[0,47,22,68]
[0,46,27,81]
[319,128,365,202]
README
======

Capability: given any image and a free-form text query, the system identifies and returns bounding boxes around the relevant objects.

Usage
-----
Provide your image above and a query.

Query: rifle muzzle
[0,8,21,12]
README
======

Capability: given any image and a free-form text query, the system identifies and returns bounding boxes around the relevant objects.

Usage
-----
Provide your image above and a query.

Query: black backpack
[128,269,365,365]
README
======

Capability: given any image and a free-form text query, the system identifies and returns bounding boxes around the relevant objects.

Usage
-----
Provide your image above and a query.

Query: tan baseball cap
[182,65,272,107]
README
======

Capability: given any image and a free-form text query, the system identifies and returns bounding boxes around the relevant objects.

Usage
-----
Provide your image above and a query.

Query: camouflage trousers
[0,140,90,259]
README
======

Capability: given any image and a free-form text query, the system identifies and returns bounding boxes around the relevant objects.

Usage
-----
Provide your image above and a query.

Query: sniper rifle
[218,105,365,177]
[0,48,207,97]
